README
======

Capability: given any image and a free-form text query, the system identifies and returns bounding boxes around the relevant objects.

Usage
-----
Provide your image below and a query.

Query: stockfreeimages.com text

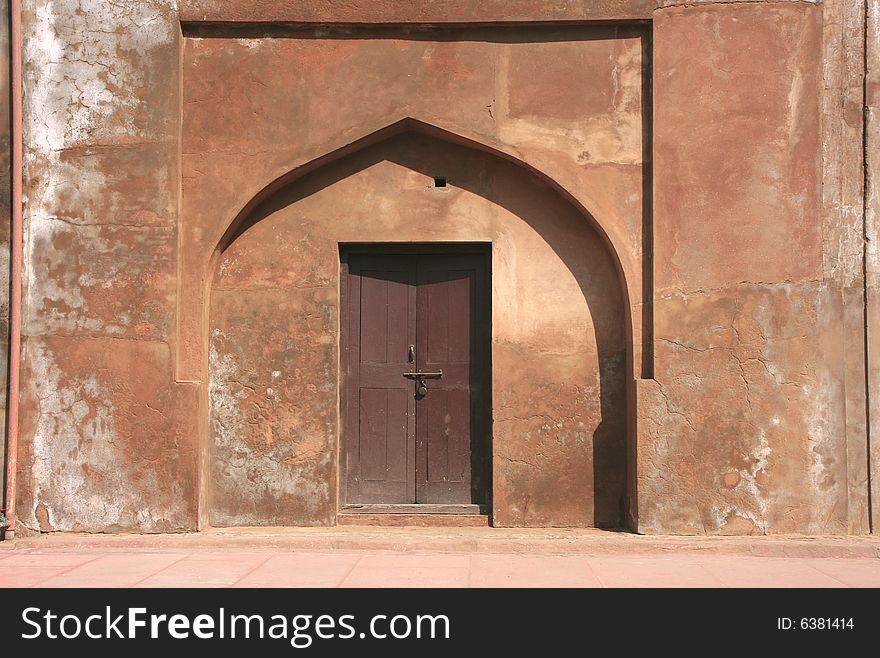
[22,607,451,647]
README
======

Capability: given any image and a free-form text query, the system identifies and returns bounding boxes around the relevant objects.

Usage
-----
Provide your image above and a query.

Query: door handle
[402,371,443,379]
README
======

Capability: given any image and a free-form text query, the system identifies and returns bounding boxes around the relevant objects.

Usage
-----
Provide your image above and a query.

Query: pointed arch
[202,117,639,528]
[209,118,633,318]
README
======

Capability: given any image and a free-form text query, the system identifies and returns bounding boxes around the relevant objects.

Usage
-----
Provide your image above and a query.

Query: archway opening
[208,127,632,528]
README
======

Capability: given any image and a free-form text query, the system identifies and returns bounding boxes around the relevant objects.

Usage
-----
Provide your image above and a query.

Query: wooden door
[344,250,489,507]
[344,255,417,504]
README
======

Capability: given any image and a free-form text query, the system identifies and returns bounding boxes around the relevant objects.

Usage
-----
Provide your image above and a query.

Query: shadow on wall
[222,130,630,527]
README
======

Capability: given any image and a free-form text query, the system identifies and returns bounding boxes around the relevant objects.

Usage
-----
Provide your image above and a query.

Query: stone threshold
[337,513,489,527]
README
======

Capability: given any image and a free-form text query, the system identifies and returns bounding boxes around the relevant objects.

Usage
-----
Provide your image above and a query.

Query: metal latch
[403,371,442,398]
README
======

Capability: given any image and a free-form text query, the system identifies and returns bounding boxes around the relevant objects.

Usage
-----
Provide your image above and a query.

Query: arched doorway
[207,126,631,528]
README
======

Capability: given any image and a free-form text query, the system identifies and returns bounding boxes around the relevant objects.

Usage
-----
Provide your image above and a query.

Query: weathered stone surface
[642,3,856,534]
[16,336,199,532]
[654,3,822,293]
[821,0,871,533]
[643,283,847,534]
[25,220,175,340]
[16,0,185,532]
[34,144,177,228]
[493,345,627,527]
[22,0,179,224]
[210,289,338,527]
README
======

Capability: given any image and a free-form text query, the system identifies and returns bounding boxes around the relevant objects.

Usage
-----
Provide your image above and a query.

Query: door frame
[338,243,493,514]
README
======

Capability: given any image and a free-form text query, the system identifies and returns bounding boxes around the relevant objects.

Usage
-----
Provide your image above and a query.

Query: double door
[343,251,490,507]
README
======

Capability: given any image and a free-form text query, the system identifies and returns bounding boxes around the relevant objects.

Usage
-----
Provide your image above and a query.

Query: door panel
[424,387,471,483]
[416,257,483,503]
[358,387,409,483]
[424,269,472,364]
[344,250,490,508]
[345,257,416,504]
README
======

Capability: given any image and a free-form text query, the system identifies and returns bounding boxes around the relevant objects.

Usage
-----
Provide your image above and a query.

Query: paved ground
[1,528,879,587]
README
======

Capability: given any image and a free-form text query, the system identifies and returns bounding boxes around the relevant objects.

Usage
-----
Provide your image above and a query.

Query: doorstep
[336,513,489,527]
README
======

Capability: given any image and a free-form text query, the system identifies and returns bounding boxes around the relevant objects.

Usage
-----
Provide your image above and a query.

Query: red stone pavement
[1,528,878,588]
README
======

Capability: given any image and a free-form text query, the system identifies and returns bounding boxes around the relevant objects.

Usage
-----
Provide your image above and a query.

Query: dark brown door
[344,251,489,507]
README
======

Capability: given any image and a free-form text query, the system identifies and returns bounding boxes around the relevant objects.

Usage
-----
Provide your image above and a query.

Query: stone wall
[17,1,198,533]
[8,0,875,534]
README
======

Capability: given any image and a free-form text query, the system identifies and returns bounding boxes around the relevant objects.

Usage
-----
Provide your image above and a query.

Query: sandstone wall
[9,0,874,534]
